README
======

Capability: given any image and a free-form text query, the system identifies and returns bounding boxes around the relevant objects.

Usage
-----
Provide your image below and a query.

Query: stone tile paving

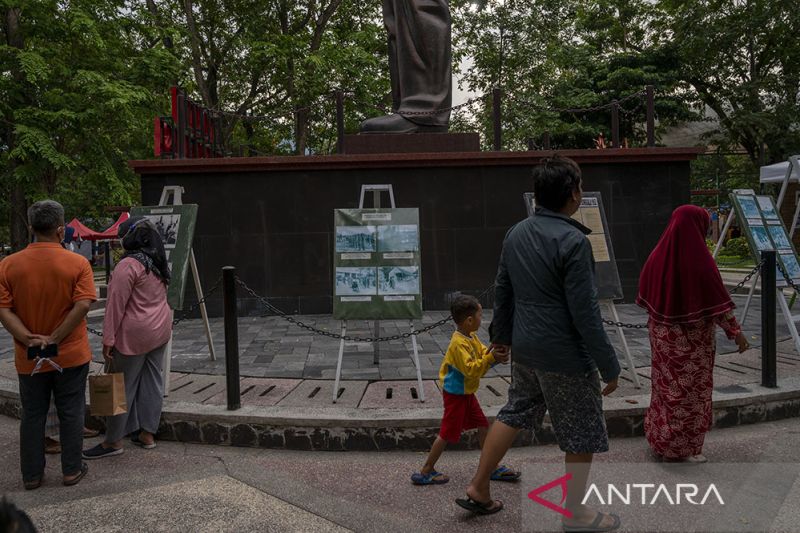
[0,294,791,381]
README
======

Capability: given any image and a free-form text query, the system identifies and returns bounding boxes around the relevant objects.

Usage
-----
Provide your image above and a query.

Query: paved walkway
[0,294,784,381]
[2,414,799,532]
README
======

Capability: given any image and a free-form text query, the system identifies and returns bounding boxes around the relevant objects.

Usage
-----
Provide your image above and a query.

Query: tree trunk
[295,107,309,155]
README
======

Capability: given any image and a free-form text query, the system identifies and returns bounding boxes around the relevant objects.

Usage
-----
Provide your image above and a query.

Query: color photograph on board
[377,225,419,252]
[750,225,774,251]
[378,266,420,295]
[335,226,376,253]
[757,196,780,220]
[737,195,761,219]
[780,254,800,281]
[769,225,793,249]
[335,267,377,295]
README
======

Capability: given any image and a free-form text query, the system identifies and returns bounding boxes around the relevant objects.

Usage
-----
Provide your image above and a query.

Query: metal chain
[509,89,647,115]
[728,261,764,294]
[86,275,224,337]
[171,275,224,327]
[602,261,764,330]
[777,262,800,294]
[235,276,495,343]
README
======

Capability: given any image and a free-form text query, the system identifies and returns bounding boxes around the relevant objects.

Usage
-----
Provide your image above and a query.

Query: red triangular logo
[527,473,573,518]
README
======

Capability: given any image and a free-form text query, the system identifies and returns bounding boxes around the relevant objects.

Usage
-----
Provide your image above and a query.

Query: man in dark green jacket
[457,156,621,532]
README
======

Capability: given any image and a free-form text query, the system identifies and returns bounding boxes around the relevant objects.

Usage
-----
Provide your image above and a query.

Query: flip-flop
[563,512,621,532]
[491,465,521,482]
[455,496,504,515]
[63,463,88,487]
[411,471,449,485]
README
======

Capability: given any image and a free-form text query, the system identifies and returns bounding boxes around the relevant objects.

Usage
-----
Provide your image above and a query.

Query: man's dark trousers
[18,363,89,481]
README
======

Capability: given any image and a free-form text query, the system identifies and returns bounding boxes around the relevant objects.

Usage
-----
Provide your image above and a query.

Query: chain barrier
[777,262,800,294]
[728,261,764,294]
[201,86,652,125]
[88,262,765,338]
[507,89,647,115]
[602,261,764,330]
[86,275,224,338]
[235,276,495,343]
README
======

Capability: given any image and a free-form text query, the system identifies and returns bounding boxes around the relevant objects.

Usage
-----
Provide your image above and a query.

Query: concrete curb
[2,375,800,451]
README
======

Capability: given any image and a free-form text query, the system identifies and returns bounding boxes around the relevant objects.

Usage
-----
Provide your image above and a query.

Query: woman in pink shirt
[83,217,172,459]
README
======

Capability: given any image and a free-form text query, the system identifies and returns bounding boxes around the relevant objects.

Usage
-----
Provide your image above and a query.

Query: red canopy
[95,212,130,240]
[67,212,130,241]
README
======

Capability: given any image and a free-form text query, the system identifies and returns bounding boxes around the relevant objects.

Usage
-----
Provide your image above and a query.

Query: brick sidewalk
[0,294,790,381]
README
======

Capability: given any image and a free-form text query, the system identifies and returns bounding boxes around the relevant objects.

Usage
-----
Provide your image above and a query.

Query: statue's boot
[360,114,447,134]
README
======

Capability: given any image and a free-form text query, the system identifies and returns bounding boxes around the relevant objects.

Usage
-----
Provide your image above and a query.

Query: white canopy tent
[759,155,800,209]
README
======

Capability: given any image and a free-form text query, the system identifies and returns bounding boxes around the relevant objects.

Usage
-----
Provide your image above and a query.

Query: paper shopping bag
[89,372,127,417]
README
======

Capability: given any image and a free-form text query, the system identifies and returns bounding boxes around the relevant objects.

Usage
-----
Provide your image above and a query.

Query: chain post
[762,251,777,387]
[222,267,241,410]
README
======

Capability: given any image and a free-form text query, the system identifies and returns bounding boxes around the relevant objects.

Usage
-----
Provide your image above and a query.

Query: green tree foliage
[654,0,800,165]
[156,0,388,155]
[451,0,695,150]
[0,1,180,249]
[451,0,799,162]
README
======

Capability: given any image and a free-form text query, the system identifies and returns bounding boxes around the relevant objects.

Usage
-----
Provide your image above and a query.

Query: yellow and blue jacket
[439,331,496,395]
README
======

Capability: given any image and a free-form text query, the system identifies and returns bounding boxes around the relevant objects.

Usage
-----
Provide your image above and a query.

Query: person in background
[83,217,172,458]
[0,200,94,489]
[637,205,749,463]
[43,225,100,455]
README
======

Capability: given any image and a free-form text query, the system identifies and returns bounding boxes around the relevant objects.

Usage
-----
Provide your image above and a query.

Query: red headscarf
[636,205,734,324]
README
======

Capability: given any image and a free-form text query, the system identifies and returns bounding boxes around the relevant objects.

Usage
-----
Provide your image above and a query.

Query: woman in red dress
[637,205,749,462]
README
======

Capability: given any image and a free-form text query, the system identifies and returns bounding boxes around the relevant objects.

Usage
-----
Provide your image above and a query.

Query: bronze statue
[360,0,452,133]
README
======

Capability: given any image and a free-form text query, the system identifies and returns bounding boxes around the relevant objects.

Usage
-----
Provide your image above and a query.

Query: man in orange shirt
[0,200,96,489]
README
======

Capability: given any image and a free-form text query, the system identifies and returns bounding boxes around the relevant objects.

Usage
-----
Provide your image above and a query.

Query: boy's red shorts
[439,391,489,443]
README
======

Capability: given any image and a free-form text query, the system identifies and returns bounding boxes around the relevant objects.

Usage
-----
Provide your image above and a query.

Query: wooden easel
[158,186,217,396]
[333,184,426,403]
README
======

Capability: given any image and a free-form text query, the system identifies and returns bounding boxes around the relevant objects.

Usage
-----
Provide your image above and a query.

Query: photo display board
[524,192,623,300]
[333,208,422,320]
[130,204,198,309]
[730,192,800,287]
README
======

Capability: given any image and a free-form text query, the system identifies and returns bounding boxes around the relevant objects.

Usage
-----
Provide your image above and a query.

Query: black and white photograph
[335,225,376,253]
[757,197,780,220]
[769,225,792,249]
[751,225,774,251]
[378,266,420,295]
[146,214,181,247]
[738,195,761,219]
[377,225,419,252]
[781,254,800,280]
[335,267,377,295]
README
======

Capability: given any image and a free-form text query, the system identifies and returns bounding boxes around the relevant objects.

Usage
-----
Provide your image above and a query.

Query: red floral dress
[644,312,741,459]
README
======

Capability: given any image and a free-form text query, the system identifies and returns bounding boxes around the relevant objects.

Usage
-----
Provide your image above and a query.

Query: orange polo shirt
[0,243,96,374]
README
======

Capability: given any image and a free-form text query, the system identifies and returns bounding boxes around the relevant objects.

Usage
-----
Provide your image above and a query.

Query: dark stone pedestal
[131,148,702,317]
[343,132,480,154]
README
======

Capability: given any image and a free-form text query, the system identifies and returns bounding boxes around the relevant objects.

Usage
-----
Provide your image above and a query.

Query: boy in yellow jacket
[411,295,520,485]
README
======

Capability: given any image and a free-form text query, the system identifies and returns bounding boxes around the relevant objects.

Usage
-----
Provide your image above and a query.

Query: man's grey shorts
[496,363,609,454]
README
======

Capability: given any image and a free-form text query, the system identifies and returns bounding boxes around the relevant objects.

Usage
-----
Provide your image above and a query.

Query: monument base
[131,148,702,316]
[342,132,479,154]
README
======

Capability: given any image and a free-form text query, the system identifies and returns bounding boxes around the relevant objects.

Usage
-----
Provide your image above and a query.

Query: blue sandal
[411,471,450,485]
[491,465,521,482]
